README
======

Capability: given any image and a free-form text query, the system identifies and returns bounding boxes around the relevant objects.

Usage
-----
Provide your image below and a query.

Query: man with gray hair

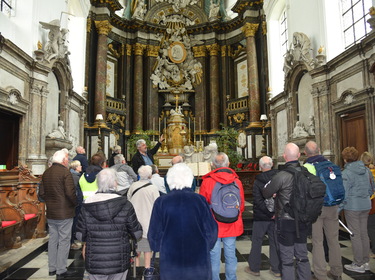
[131,135,165,174]
[39,149,77,279]
[245,156,280,277]
[200,152,245,280]
[110,154,137,195]
[76,168,142,279]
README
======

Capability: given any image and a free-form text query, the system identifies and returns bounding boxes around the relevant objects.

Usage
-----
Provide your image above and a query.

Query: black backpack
[284,166,326,236]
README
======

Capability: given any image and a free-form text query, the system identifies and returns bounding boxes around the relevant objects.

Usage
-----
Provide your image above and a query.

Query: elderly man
[263,143,311,280]
[39,149,77,279]
[110,154,137,195]
[73,146,88,173]
[245,156,280,277]
[304,141,343,280]
[76,168,142,280]
[131,135,164,174]
[200,152,245,280]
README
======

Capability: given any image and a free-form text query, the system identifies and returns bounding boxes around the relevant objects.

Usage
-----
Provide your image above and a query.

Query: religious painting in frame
[234,54,248,98]
[106,55,118,98]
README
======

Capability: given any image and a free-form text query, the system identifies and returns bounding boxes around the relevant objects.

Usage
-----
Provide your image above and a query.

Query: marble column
[133,43,146,132]
[207,43,220,133]
[243,22,260,127]
[125,44,132,134]
[146,45,160,132]
[94,20,112,125]
[192,45,207,134]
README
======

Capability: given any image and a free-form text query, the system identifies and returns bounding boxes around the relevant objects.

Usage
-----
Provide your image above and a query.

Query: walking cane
[339,219,354,237]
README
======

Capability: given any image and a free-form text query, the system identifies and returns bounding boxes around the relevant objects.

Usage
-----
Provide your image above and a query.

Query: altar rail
[0,170,46,251]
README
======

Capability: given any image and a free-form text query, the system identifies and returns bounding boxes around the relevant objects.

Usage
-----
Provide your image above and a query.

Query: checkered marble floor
[2,201,375,279]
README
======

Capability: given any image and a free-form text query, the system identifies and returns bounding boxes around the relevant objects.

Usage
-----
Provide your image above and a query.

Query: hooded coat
[199,167,245,238]
[341,160,374,211]
[76,193,142,275]
[148,188,218,280]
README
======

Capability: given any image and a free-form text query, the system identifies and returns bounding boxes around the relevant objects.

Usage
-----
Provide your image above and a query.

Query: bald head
[304,141,320,157]
[172,156,183,165]
[76,146,85,154]
[283,143,300,162]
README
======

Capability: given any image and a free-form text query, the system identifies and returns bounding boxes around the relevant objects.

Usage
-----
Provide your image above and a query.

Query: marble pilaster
[94,20,112,125]
[243,23,261,127]
[207,43,220,133]
[133,43,146,132]
[125,44,132,133]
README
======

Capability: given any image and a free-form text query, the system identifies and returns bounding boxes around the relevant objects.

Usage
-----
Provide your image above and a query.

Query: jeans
[211,237,237,280]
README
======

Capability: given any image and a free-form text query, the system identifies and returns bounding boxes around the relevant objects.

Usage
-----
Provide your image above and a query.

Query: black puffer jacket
[262,161,301,220]
[76,194,142,275]
[253,169,279,221]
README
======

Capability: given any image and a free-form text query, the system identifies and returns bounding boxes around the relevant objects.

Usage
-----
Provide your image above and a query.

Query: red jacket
[200,167,245,238]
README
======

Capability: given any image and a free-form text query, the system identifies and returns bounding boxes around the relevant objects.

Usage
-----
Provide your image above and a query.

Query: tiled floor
[2,201,375,279]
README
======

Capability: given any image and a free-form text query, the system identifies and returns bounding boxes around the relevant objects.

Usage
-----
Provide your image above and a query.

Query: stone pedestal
[45,138,72,160]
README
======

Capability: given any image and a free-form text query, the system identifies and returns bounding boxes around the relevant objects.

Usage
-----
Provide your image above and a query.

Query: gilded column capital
[147,45,160,57]
[262,21,267,35]
[193,45,206,57]
[94,20,112,35]
[207,43,220,56]
[87,18,92,33]
[221,45,227,57]
[242,22,259,37]
[126,44,132,56]
[134,43,146,56]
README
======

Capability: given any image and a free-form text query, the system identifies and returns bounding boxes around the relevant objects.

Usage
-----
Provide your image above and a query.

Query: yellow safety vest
[79,175,98,199]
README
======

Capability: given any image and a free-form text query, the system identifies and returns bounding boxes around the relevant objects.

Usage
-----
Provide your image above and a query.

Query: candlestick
[158,117,161,136]
[153,117,155,142]
[199,117,202,142]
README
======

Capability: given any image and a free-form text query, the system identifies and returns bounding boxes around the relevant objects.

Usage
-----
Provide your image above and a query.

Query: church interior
[1,0,375,279]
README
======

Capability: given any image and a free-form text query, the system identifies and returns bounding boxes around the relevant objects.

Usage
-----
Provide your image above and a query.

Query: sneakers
[269,268,281,277]
[244,266,260,276]
[327,270,342,280]
[48,271,56,276]
[364,262,370,271]
[344,263,365,273]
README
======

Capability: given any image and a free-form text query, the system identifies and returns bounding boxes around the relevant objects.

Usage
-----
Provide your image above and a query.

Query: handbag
[370,197,375,215]
[143,252,159,280]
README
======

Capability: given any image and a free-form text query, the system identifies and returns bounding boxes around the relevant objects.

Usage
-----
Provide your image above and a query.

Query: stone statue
[292,32,312,63]
[203,143,218,163]
[183,145,195,163]
[209,0,220,21]
[308,115,315,136]
[132,0,147,20]
[291,121,309,138]
[48,120,67,139]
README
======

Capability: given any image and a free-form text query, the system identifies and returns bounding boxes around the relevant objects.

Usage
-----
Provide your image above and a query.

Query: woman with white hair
[148,163,218,279]
[127,165,160,275]
[76,168,142,280]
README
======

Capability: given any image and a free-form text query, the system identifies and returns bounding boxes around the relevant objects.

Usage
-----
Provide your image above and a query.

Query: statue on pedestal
[48,120,67,140]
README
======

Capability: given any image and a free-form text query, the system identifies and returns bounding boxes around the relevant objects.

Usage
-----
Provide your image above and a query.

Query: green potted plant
[215,125,244,170]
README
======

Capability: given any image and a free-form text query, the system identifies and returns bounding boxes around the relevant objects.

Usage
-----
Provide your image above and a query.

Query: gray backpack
[210,181,240,223]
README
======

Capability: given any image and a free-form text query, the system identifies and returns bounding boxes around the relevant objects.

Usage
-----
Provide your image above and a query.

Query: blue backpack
[313,161,345,206]
[210,181,240,223]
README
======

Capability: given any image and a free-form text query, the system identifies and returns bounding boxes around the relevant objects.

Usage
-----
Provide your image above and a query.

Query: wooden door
[340,108,367,160]
[0,110,19,170]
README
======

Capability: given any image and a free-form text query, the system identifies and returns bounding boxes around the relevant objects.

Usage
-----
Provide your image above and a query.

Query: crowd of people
[39,138,375,280]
